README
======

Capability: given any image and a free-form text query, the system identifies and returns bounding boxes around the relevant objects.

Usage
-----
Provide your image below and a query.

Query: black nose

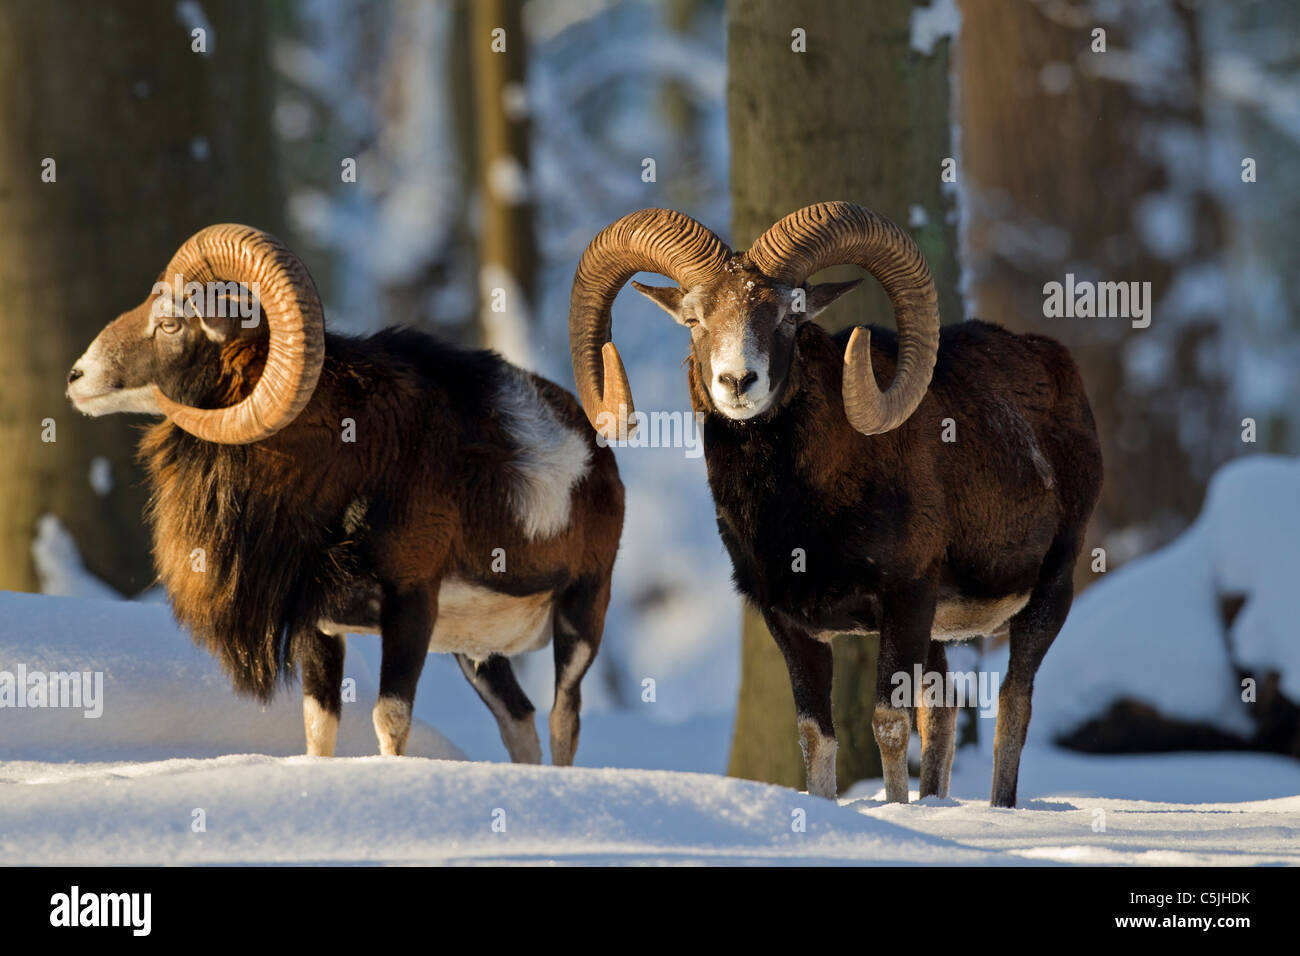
[719,371,758,396]
[67,367,84,384]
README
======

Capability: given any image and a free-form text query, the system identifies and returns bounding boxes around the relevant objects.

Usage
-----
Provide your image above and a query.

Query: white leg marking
[873,705,911,804]
[797,717,838,799]
[500,714,543,764]
[372,695,412,756]
[303,696,339,757]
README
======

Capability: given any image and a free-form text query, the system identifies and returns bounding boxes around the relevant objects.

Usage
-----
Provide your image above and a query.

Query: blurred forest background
[0,0,1296,784]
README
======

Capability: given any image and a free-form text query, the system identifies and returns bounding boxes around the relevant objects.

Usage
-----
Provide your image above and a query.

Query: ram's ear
[192,285,264,343]
[794,278,864,322]
[631,281,686,322]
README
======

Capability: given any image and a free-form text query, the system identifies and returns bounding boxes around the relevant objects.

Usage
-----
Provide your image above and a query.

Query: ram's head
[568,201,940,437]
[66,225,325,444]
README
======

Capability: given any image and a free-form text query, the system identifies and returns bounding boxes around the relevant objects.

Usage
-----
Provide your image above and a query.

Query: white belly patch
[812,592,1032,643]
[320,578,554,658]
[931,592,1031,639]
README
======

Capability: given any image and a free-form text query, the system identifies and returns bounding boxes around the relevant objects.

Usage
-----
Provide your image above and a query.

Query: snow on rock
[999,455,1299,743]
[1206,456,1300,699]
[0,591,462,763]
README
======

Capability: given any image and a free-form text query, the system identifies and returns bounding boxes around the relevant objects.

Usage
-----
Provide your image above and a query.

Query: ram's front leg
[373,585,433,756]
[768,616,837,799]
[298,627,346,756]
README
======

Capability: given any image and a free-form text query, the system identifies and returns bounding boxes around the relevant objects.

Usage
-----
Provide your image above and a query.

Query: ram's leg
[875,585,938,804]
[768,616,837,799]
[373,585,433,756]
[549,576,609,767]
[298,628,346,756]
[917,640,956,799]
[456,653,542,764]
[992,536,1077,807]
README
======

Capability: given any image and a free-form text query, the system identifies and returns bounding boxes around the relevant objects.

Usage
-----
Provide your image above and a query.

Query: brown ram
[569,202,1101,806]
[68,224,624,763]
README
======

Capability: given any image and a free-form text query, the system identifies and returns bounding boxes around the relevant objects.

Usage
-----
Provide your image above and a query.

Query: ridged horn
[151,224,325,445]
[748,202,939,435]
[569,209,730,438]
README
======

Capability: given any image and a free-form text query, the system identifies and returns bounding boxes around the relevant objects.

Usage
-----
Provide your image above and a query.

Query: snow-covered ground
[5,750,1296,866]
[2,590,1298,865]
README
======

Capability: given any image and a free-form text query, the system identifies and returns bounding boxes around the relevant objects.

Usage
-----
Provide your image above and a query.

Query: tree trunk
[0,0,280,594]
[725,0,961,793]
[471,0,538,365]
[956,0,1231,593]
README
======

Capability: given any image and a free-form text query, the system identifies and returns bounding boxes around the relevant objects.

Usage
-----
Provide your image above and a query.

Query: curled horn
[152,224,325,445]
[747,202,939,435]
[568,209,731,439]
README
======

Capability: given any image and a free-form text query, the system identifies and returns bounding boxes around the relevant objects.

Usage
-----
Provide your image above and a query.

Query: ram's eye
[160,317,181,334]
[683,317,700,329]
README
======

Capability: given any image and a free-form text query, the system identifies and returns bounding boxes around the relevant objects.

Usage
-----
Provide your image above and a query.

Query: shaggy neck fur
[140,337,360,701]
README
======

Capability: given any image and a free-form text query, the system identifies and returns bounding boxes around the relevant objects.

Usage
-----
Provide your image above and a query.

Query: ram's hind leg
[456,653,542,763]
[298,628,346,756]
[549,576,609,767]
[875,585,938,804]
[917,641,956,798]
[992,536,1078,807]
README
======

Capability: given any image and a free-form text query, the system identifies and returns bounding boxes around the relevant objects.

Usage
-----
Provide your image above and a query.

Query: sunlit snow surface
[2,588,1298,866]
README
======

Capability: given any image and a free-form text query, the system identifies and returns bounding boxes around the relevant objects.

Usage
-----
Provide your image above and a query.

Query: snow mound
[0,591,462,762]
[1206,457,1300,699]
[0,756,993,865]
[1013,455,1300,742]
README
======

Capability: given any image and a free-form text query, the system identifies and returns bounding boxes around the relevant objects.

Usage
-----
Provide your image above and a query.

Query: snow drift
[1002,455,1300,747]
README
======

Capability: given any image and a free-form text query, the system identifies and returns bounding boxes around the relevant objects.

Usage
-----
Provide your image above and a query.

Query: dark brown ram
[568,202,1101,806]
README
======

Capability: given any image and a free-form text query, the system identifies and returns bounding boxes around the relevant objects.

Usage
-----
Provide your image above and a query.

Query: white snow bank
[1206,457,1300,699]
[30,516,121,601]
[1000,455,1300,742]
[2,745,1296,865]
[0,755,995,866]
[0,591,462,763]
